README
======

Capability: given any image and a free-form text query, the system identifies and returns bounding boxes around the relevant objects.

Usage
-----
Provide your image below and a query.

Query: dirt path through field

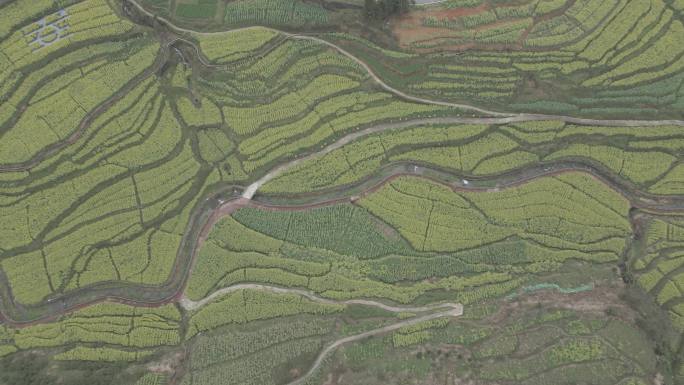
[180,283,463,314]
[179,283,462,385]
[126,0,684,126]
[2,153,683,326]
[241,113,684,199]
[6,0,683,172]
[286,306,462,385]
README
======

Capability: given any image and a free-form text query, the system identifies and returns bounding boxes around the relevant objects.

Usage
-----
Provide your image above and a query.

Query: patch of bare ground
[322,366,348,385]
[147,351,186,384]
[322,373,335,385]
[289,367,303,380]
[389,3,528,52]
[148,351,183,374]
[655,372,664,385]
[370,215,402,241]
[452,378,477,385]
[489,284,635,324]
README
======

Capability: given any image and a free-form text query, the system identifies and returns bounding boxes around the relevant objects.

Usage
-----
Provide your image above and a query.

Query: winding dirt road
[180,283,463,314]
[2,1,684,325]
[180,283,462,385]
[125,0,684,126]
[241,114,684,199]
[286,307,461,385]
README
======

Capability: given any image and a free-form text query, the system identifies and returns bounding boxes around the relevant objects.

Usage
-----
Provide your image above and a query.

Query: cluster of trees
[364,0,411,20]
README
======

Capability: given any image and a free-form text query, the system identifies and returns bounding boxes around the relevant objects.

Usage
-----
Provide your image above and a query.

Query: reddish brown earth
[389,2,565,52]
[390,3,506,51]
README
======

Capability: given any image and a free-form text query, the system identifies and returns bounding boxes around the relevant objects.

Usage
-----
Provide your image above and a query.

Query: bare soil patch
[148,351,184,374]
[390,4,490,51]
[488,284,636,324]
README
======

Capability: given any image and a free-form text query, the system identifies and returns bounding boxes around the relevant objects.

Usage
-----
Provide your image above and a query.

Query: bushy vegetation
[0,352,142,385]
[223,0,330,28]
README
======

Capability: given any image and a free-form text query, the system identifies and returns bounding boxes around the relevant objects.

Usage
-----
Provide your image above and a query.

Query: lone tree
[364,0,411,20]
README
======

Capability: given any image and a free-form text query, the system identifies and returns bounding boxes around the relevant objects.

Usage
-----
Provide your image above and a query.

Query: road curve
[4,2,683,173]
[286,308,461,385]
[180,283,463,314]
[242,115,684,200]
[125,0,684,126]
[4,133,684,326]
[181,283,463,385]
[251,160,684,213]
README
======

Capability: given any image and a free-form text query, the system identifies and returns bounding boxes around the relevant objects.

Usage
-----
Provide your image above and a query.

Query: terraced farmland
[137,0,684,119]
[261,120,684,196]
[1,0,684,384]
[328,0,684,118]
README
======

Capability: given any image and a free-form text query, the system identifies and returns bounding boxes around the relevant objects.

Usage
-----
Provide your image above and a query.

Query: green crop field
[1,0,684,384]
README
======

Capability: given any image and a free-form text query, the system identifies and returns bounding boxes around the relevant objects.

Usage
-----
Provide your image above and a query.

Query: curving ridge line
[4,110,684,324]
[125,0,684,126]
[125,0,505,117]
[245,157,684,213]
[179,283,463,314]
